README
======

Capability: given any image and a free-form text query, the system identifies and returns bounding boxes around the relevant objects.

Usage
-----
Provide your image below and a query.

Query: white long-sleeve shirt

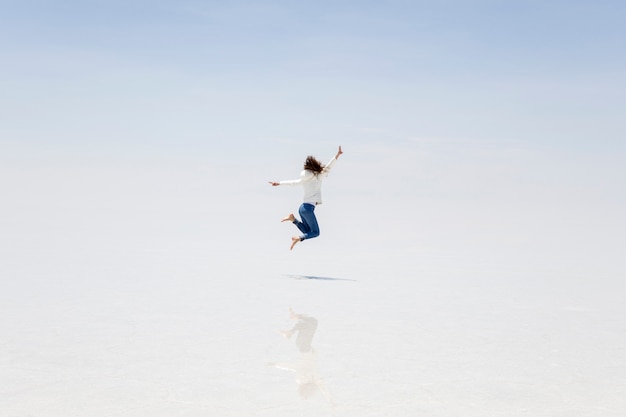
[279,156,338,205]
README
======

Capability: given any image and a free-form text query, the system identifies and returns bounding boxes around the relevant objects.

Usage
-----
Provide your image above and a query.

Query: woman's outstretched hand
[335,145,343,159]
[268,181,280,186]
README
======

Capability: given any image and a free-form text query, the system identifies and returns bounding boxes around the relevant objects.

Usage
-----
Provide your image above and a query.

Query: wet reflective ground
[2,249,625,416]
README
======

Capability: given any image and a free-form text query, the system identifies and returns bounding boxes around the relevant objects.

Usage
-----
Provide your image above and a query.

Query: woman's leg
[288,203,320,250]
[294,217,310,235]
[298,203,320,240]
[281,210,309,234]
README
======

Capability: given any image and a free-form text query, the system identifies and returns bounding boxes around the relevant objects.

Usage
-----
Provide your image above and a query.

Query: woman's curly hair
[303,156,324,174]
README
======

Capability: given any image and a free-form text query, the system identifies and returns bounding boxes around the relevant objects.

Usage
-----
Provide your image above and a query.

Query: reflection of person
[270,308,334,408]
[269,146,343,250]
[281,308,318,354]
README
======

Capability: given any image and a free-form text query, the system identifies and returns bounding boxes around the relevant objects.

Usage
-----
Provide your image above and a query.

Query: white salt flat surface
[1,157,625,416]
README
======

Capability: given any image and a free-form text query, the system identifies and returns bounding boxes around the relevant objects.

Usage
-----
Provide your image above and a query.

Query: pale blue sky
[1,0,625,235]
[2,0,625,156]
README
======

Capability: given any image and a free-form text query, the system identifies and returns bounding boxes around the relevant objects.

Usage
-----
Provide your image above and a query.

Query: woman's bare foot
[290,236,301,250]
[281,213,295,222]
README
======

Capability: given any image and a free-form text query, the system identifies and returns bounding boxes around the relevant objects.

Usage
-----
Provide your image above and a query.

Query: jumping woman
[269,146,343,250]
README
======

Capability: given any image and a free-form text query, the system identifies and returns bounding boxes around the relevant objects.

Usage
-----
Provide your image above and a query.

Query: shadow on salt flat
[284,274,356,282]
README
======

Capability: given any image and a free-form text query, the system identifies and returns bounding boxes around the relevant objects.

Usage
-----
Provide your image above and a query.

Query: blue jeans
[294,203,320,240]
